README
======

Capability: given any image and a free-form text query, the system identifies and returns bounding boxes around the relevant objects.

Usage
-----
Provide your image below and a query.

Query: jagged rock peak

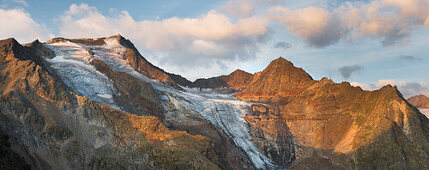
[111,34,123,38]
[26,39,41,47]
[0,38,22,50]
[262,57,313,80]
[235,57,316,103]
[0,38,25,57]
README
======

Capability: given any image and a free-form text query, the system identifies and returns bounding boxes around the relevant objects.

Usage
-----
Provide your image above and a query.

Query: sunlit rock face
[235,57,316,105]
[245,104,295,167]
[1,35,428,170]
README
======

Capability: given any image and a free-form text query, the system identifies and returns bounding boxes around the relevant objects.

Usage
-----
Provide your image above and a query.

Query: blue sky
[1,0,428,97]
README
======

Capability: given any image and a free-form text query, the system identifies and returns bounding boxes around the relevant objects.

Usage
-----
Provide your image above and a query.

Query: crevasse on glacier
[44,37,278,169]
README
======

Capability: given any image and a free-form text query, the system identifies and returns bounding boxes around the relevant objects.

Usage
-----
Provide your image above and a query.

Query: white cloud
[0,8,51,43]
[270,0,429,47]
[59,3,269,69]
[351,80,429,98]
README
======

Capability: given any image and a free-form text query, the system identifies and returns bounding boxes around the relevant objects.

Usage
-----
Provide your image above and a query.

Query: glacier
[45,42,119,109]
[43,37,278,169]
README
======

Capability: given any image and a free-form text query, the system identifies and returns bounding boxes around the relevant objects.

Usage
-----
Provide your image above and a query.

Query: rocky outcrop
[245,104,295,167]
[408,94,429,108]
[236,57,315,104]
[219,69,253,90]
[0,38,221,169]
[90,59,163,117]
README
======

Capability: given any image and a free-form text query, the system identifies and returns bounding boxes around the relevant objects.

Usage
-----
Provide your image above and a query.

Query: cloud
[270,6,345,47]
[59,3,269,69]
[0,8,51,43]
[269,0,429,47]
[398,55,422,61]
[273,41,291,49]
[339,65,362,78]
[351,80,429,98]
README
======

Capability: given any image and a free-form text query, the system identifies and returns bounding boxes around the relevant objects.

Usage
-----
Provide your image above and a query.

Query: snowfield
[44,37,278,169]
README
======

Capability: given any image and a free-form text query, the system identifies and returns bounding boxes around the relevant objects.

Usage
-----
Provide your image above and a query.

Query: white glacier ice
[44,41,119,109]
[155,85,277,169]
[44,37,278,169]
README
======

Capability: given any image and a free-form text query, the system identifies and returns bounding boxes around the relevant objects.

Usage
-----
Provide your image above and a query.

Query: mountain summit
[236,57,315,104]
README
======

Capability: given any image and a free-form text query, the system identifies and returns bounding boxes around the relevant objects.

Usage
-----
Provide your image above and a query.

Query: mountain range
[0,35,428,169]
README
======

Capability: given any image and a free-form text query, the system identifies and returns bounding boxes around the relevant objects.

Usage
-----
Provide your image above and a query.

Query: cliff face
[0,38,221,169]
[408,94,429,108]
[282,79,429,169]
